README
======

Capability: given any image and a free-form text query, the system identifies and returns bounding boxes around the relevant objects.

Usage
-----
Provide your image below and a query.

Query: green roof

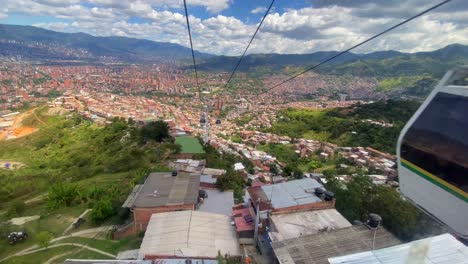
[175,136,205,154]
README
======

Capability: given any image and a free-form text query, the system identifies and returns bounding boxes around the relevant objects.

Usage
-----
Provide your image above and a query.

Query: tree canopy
[139,120,171,143]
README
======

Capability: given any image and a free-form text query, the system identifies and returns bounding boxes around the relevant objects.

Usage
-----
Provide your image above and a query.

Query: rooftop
[138,211,241,259]
[65,259,217,264]
[271,225,400,264]
[329,233,468,264]
[198,189,234,216]
[247,178,324,211]
[232,207,254,232]
[269,209,352,241]
[126,172,200,208]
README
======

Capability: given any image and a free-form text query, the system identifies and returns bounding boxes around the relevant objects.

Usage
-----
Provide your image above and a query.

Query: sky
[0,0,467,55]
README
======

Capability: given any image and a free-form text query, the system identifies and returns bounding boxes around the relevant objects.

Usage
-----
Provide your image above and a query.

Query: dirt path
[0,108,40,140]
[0,226,114,263]
[24,193,48,204]
[3,242,116,262]
[33,111,45,125]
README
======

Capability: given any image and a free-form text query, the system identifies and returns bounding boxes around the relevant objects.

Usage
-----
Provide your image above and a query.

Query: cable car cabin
[397,66,468,239]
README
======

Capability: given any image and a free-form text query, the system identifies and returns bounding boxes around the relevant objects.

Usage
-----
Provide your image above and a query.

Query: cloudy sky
[0,0,466,55]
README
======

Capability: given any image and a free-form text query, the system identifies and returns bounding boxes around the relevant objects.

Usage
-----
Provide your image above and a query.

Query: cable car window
[447,70,468,86]
[401,92,468,195]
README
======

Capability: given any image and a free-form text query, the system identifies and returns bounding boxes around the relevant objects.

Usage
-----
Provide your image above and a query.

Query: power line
[183,0,201,98]
[260,0,452,95]
[224,0,276,89]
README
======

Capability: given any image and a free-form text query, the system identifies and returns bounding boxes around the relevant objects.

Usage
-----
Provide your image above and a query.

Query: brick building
[122,172,201,232]
[245,178,335,217]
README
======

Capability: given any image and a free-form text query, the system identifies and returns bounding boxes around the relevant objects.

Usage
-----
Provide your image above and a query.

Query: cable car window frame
[400,92,468,201]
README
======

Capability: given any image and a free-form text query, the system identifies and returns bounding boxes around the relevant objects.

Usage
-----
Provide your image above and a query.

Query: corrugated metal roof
[269,209,352,241]
[261,178,323,209]
[131,172,200,208]
[139,211,241,259]
[271,225,400,264]
[328,233,468,264]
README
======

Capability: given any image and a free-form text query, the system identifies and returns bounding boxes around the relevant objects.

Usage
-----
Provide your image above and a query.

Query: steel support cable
[183,0,201,99]
[261,0,453,94]
[224,0,276,89]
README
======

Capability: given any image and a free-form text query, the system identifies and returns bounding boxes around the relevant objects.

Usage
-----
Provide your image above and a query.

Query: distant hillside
[197,50,402,72]
[198,44,468,78]
[0,24,210,64]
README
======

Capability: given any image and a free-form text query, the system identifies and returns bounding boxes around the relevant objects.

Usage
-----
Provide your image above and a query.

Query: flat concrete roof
[269,209,352,241]
[130,172,200,208]
[198,189,234,216]
[138,211,241,259]
[249,178,324,210]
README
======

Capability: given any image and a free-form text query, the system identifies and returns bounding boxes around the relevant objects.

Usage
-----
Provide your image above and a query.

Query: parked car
[7,231,28,244]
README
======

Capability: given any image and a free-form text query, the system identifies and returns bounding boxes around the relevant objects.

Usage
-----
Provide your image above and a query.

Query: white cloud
[251,6,267,14]
[1,0,467,55]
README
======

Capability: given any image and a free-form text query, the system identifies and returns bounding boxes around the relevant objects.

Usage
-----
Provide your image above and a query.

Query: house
[138,211,241,260]
[268,209,352,242]
[245,178,335,218]
[122,172,201,233]
[271,224,400,264]
[232,205,256,244]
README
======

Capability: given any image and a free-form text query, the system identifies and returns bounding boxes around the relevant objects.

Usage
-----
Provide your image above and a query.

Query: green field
[175,136,205,154]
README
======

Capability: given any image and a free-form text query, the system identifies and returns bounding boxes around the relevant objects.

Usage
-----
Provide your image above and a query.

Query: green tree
[47,184,79,209]
[215,169,245,201]
[325,174,438,241]
[90,199,115,224]
[36,231,53,248]
[140,120,170,143]
[269,164,279,175]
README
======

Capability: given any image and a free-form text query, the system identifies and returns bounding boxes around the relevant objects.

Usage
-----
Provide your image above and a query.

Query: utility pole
[253,198,261,247]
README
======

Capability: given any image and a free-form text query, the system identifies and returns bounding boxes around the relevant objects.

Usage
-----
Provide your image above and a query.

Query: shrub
[36,231,53,248]
[90,199,115,224]
[6,200,26,217]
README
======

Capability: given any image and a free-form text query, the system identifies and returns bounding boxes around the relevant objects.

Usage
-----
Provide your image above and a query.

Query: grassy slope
[0,108,172,261]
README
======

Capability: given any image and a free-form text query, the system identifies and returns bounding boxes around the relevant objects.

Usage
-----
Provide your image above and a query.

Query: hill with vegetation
[198,44,468,74]
[0,24,210,63]
[267,100,420,154]
[0,107,179,261]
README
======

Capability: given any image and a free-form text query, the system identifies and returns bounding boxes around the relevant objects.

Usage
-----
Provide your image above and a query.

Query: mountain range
[0,23,467,76]
[0,24,208,63]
